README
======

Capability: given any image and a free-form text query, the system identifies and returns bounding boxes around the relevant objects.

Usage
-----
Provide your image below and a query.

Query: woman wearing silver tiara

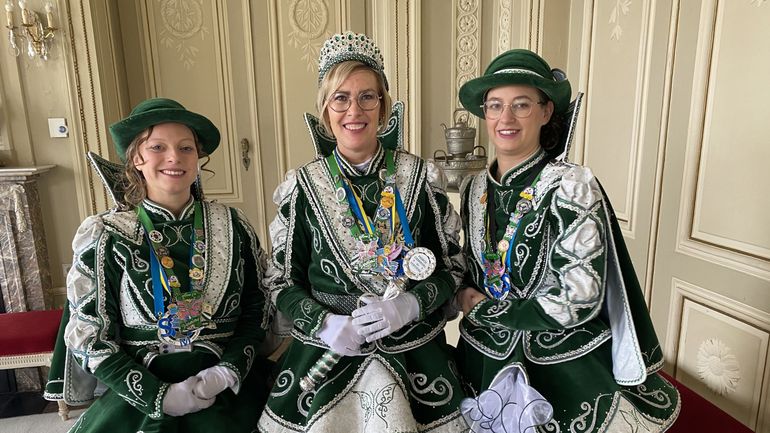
[258,31,467,432]
[454,49,681,432]
[44,98,272,432]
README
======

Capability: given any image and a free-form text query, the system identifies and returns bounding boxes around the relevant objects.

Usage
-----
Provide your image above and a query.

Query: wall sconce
[5,0,56,60]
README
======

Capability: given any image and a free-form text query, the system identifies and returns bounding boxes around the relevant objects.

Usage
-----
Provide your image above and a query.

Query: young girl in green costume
[455,50,681,432]
[258,32,467,433]
[47,98,271,432]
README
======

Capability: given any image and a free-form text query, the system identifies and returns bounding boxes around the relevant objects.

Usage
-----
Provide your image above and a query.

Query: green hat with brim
[459,49,572,119]
[109,98,220,162]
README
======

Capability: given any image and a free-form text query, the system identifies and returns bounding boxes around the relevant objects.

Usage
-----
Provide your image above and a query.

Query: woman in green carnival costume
[454,50,681,432]
[258,31,467,433]
[46,98,272,432]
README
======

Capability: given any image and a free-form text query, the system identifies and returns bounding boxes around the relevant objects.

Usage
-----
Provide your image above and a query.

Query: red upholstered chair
[0,309,68,420]
[661,371,753,433]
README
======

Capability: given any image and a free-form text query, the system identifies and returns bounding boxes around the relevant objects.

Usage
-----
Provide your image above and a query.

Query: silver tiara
[317,31,388,90]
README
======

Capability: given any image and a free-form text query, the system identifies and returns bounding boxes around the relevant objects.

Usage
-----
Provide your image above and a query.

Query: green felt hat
[459,49,572,118]
[109,98,220,162]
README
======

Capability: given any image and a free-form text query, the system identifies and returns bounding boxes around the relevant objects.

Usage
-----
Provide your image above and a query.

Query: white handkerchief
[461,364,553,433]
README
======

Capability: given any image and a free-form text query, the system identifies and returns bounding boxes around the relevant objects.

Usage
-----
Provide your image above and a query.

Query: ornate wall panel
[451,0,482,125]
[676,0,770,280]
[667,278,769,429]
[582,0,652,233]
[265,0,367,172]
[142,0,239,199]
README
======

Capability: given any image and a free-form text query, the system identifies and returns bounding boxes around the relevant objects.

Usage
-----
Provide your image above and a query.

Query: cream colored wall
[0,0,92,308]
[3,1,769,430]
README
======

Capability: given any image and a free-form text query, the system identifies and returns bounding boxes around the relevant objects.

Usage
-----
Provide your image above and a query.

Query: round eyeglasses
[480,100,546,120]
[327,91,382,112]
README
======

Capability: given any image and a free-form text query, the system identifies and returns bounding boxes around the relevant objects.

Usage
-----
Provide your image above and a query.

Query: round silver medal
[335,187,347,202]
[402,247,436,281]
[148,230,163,243]
[191,254,205,268]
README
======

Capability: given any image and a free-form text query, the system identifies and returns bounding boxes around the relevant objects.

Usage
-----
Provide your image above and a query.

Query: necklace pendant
[149,230,163,243]
[189,268,205,280]
[402,247,436,281]
[497,239,510,253]
[335,187,347,202]
[160,256,174,269]
[340,215,355,228]
[516,199,532,214]
[191,254,205,268]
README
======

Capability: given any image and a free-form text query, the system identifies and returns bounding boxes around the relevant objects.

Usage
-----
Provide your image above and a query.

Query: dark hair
[537,89,565,157]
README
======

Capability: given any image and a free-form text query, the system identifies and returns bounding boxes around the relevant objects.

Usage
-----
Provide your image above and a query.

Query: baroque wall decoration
[455,0,480,91]
[159,0,210,70]
[609,0,632,41]
[696,337,741,396]
[497,0,512,54]
[287,0,330,72]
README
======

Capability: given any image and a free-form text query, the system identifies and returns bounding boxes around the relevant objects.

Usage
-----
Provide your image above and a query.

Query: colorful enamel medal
[138,201,215,351]
[326,148,436,289]
[481,172,541,299]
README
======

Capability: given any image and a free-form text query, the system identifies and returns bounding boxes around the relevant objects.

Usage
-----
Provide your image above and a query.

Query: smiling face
[325,68,382,163]
[132,122,199,208]
[485,85,554,162]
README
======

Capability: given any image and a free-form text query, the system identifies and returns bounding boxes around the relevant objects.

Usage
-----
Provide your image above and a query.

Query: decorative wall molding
[496,0,512,54]
[158,0,210,70]
[609,0,632,41]
[580,0,652,237]
[63,0,112,217]
[675,0,770,281]
[238,0,268,243]
[696,337,740,396]
[666,278,769,428]
[451,0,481,126]
[287,0,330,72]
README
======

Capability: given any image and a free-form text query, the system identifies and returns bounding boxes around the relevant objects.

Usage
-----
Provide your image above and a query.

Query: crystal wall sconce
[5,0,56,60]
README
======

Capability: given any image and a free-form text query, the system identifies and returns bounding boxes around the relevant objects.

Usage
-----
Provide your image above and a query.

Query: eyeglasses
[327,91,382,112]
[480,100,546,120]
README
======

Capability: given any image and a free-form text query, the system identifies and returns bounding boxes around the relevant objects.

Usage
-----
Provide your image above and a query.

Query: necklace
[326,148,436,287]
[137,201,214,348]
[481,162,544,299]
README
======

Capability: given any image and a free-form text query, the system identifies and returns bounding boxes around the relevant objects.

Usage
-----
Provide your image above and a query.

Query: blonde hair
[316,61,392,136]
[121,125,210,208]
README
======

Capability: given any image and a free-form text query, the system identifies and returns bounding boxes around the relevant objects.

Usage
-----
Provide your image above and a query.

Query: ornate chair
[0,309,68,420]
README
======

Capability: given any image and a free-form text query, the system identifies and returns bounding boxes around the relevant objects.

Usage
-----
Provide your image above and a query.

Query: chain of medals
[480,167,543,300]
[300,148,436,393]
[325,147,436,292]
[137,201,215,349]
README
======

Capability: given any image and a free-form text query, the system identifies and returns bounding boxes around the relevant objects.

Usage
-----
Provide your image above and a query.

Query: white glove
[351,292,420,342]
[194,365,238,399]
[162,377,215,417]
[316,314,366,356]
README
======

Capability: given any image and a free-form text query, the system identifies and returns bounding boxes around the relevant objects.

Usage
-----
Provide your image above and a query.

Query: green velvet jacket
[259,146,468,433]
[457,149,680,432]
[45,199,270,431]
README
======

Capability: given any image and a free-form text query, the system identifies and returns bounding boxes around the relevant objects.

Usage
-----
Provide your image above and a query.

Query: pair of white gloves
[317,292,420,356]
[161,365,238,416]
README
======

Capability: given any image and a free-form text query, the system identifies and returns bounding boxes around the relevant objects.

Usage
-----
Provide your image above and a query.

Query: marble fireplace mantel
[0,165,55,313]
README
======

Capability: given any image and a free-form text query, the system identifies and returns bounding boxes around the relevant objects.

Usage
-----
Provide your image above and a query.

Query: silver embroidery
[408,374,453,407]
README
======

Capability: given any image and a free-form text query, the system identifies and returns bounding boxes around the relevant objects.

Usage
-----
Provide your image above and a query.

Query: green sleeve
[463,166,608,331]
[64,216,168,419]
[269,177,331,337]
